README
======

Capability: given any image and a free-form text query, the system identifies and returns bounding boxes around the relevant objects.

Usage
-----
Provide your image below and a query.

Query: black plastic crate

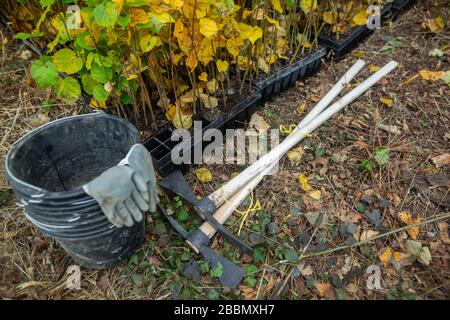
[254,46,327,101]
[318,4,392,59]
[391,0,416,19]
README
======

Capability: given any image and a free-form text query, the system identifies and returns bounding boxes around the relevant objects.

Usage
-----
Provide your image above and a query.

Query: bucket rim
[5,111,139,199]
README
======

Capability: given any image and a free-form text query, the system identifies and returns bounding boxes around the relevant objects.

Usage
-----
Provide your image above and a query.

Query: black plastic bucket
[5,112,145,268]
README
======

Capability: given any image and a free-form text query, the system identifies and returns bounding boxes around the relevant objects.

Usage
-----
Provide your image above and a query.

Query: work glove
[119,144,159,212]
[83,165,150,227]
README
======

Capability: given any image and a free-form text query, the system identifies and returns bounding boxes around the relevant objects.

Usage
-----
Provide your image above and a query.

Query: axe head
[160,170,253,255]
[157,204,245,288]
[200,246,245,288]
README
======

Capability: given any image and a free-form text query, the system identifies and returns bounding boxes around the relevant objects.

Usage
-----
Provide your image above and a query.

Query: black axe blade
[157,204,245,288]
[160,170,253,255]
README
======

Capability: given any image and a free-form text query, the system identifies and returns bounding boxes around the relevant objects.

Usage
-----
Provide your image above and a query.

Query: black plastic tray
[144,89,262,177]
[318,4,392,59]
[254,47,327,101]
[145,46,328,177]
[391,0,416,19]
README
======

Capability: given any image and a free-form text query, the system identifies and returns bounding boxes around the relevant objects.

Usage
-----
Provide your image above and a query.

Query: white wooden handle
[200,60,398,239]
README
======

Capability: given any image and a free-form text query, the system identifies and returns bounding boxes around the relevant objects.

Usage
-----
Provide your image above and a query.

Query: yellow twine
[222,191,262,236]
[279,124,312,137]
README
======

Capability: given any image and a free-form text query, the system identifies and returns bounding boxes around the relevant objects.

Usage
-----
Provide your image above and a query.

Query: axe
[159,60,398,286]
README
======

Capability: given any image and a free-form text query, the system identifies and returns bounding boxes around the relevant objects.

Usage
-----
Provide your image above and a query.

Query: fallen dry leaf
[376,123,401,135]
[380,97,394,107]
[314,282,334,298]
[249,112,270,133]
[369,64,381,72]
[298,174,312,191]
[419,70,444,81]
[287,147,304,165]
[431,153,450,167]
[399,211,421,240]
[359,229,379,241]
[308,190,321,200]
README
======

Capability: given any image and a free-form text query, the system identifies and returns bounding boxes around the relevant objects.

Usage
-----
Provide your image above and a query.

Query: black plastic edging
[318,3,392,59]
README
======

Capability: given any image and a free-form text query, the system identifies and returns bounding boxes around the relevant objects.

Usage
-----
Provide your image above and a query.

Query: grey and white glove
[119,144,159,212]
[83,165,149,227]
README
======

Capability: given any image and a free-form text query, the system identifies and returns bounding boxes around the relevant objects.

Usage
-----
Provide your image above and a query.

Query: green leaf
[359,159,373,172]
[93,1,119,26]
[374,147,389,166]
[355,202,365,213]
[15,32,33,40]
[91,62,112,83]
[245,277,257,287]
[40,0,55,8]
[207,289,219,300]
[54,77,81,102]
[93,84,110,102]
[245,264,258,276]
[81,74,98,95]
[210,262,223,278]
[31,59,59,89]
[75,32,94,50]
[282,248,299,264]
[118,15,131,28]
[252,246,266,263]
[52,49,83,75]
[176,208,189,222]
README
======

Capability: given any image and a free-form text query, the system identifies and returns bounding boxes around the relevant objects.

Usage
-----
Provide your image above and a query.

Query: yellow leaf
[300,0,317,13]
[297,101,307,114]
[378,247,392,265]
[140,34,159,53]
[198,72,208,82]
[199,18,218,38]
[380,97,394,107]
[308,190,321,200]
[298,174,311,192]
[359,230,380,241]
[265,15,280,29]
[435,16,445,30]
[217,59,229,73]
[129,8,149,27]
[399,211,421,240]
[186,51,198,71]
[322,11,334,25]
[257,57,269,74]
[270,0,283,13]
[89,98,106,109]
[287,147,304,165]
[419,69,444,81]
[199,93,218,109]
[369,64,381,72]
[195,168,213,183]
[163,0,184,10]
[207,79,218,94]
[166,104,193,129]
[353,10,369,26]
[239,23,263,44]
[351,51,367,58]
[113,0,124,13]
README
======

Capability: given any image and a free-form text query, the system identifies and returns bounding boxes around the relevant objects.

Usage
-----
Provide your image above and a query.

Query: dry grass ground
[0,1,449,300]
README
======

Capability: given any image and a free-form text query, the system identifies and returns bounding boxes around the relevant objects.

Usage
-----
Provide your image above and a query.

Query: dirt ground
[0,1,449,300]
